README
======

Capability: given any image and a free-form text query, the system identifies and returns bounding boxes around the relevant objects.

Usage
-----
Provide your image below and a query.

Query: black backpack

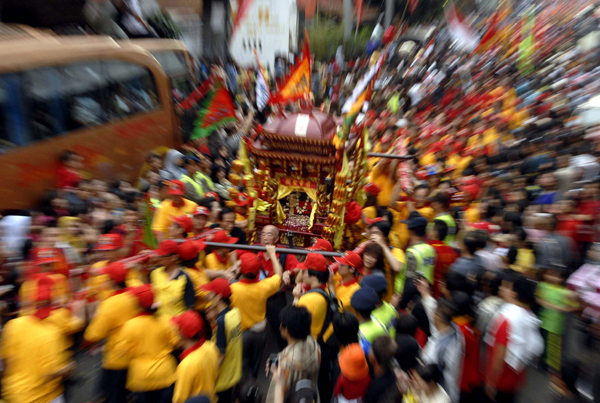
[306,288,340,349]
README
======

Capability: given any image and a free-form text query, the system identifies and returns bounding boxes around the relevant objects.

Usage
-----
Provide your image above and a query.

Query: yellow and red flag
[270,30,311,105]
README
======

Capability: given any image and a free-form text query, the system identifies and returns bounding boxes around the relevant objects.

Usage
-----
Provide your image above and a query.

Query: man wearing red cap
[119,284,178,401]
[201,279,242,403]
[257,225,298,351]
[86,234,129,304]
[333,251,362,314]
[169,214,194,239]
[172,311,220,403]
[19,248,70,316]
[84,262,139,403]
[152,180,198,242]
[150,239,196,319]
[294,252,338,402]
[192,206,210,235]
[231,246,287,378]
[1,276,74,403]
[178,239,210,309]
[203,230,239,276]
[233,192,250,233]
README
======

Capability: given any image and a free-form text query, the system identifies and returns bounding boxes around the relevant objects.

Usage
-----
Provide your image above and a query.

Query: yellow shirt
[120,314,179,392]
[453,156,473,179]
[204,252,231,271]
[389,206,409,250]
[184,266,211,310]
[150,267,194,319]
[333,275,361,315]
[86,261,146,303]
[512,248,536,276]
[19,273,70,316]
[84,291,139,370]
[213,307,243,391]
[45,307,85,365]
[1,316,66,403]
[231,275,281,331]
[464,204,480,224]
[369,162,395,207]
[417,206,435,221]
[298,290,330,340]
[384,248,406,302]
[173,341,220,403]
[419,152,437,167]
[152,198,198,233]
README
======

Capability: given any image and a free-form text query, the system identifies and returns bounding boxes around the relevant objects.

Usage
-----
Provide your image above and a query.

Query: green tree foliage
[307,21,373,61]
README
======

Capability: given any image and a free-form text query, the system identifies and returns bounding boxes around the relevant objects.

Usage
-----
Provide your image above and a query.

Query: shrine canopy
[262,109,338,141]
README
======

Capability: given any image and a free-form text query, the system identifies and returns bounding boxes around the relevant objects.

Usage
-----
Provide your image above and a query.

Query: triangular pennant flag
[191,84,238,139]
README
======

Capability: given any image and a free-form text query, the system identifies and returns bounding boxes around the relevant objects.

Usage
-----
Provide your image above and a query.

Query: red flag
[232,0,254,37]
[474,11,500,52]
[191,84,238,139]
[270,30,311,105]
[409,0,419,14]
[356,0,364,26]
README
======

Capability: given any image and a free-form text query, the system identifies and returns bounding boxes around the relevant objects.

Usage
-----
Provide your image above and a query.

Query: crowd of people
[2,2,600,403]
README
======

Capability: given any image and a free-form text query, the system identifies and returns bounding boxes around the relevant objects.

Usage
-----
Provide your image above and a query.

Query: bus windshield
[150,50,196,101]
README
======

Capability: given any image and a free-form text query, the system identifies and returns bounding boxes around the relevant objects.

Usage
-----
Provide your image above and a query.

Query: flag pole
[400,0,410,26]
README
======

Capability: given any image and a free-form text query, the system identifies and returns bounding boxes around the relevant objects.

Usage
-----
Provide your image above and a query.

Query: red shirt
[577,201,599,243]
[455,317,482,392]
[257,250,299,277]
[334,374,371,400]
[428,240,458,298]
[485,316,526,392]
[56,165,81,188]
[556,216,579,244]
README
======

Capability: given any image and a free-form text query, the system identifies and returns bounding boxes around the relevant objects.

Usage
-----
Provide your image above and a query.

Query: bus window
[0,73,28,152]
[103,61,160,120]
[23,63,106,141]
[151,51,195,100]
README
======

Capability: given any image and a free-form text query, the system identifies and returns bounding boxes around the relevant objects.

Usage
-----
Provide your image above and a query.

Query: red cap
[366,110,377,120]
[167,180,185,196]
[308,238,333,252]
[156,239,179,256]
[200,278,232,298]
[95,234,124,251]
[376,122,387,132]
[344,201,362,225]
[334,251,363,271]
[205,192,220,202]
[172,215,194,234]
[211,230,238,244]
[235,192,250,207]
[34,248,60,265]
[380,110,391,119]
[101,261,128,284]
[297,253,328,272]
[364,182,381,197]
[365,216,384,225]
[131,284,154,309]
[172,310,204,339]
[192,206,210,217]
[178,239,204,261]
[240,253,261,277]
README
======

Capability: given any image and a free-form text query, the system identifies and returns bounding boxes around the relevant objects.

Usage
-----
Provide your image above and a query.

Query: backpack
[306,288,341,350]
